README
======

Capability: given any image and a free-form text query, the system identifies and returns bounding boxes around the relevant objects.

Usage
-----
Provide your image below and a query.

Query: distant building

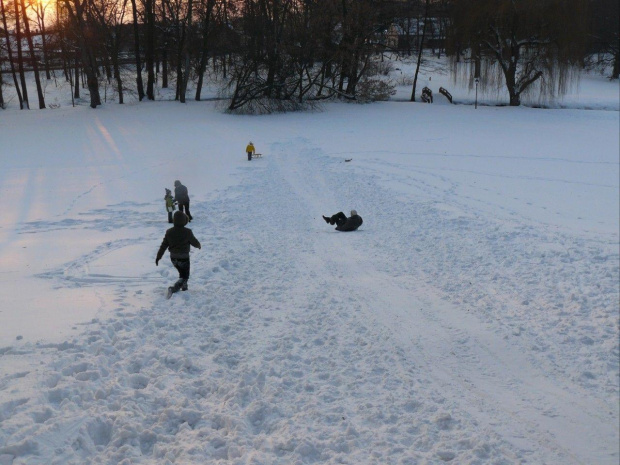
[386,17,445,52]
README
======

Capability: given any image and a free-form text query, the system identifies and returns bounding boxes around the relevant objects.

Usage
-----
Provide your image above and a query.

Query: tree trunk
[146,0,155,100]
[20,0,45,108]
[162,47,168,88]
[36,3,51,80]
[103,54,113,82]
[509,92,521,106]
[344,48,361,96]
[113,28,124,104]
[0,0,24,108]
[63,0,101,108]
[56,1,69,82]
[180,0,194,103]
[411,0,429,102]
[14,0,29,109]
[175,38,183,101]
[176,15,186,102]
[505,62,520,106]
[195,0,215,101]
[130,0,145,100]
[74,51,80,99]
[161,0,168,88]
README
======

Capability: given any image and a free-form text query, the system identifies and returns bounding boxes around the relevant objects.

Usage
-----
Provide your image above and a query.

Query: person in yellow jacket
[164,188,176,223]
[246,141,255,161]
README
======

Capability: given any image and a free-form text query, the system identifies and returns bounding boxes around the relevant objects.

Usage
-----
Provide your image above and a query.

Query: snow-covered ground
[0,60,618,464]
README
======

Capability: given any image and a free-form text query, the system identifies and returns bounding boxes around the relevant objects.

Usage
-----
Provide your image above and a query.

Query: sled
[439,87,453,104]
[253,153,263,158]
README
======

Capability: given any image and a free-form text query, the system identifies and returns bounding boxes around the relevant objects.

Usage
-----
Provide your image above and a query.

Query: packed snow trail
[0,138,617,464]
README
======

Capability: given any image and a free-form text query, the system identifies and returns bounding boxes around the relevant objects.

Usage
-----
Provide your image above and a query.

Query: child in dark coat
[322,210,363,231]
[174,180,193,222]
[156,211,201,298]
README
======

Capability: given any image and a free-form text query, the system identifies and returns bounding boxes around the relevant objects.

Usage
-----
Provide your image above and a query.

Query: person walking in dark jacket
[174,180,193,222]
[322,210,363,231]
[156,211,201,298]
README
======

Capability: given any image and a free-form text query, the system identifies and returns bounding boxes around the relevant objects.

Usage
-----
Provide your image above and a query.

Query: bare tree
[130,0,145,100]
[159,0,169,88]
[588,0,619,79]
[30,0,52,80]
[195,0,215,100]
[13,0,30,108]
[448,0,588,106]
[145,0,155,99]
[179,0,193,102]
[411,0,429,101]
[63,0,102,108]
[1,0,24,107]
[161,0,188,100]
[90,0,129,103]
[20,0,45,108]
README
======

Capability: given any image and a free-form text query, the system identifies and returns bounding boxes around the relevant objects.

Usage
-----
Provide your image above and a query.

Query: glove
[155,258,159,266]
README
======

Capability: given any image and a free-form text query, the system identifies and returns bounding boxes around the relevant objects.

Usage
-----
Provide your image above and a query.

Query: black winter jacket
[336,214,363,232]
[156,212,201,260]
[174,184,190,203]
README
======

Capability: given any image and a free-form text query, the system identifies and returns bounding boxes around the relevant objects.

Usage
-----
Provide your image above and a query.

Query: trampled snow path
[0,138,618,464]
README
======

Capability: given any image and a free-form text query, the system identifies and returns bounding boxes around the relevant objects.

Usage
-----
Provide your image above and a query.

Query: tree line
[0,0,618,111]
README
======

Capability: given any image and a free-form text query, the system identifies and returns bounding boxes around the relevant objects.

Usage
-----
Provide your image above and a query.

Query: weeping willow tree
[448,0,588,106]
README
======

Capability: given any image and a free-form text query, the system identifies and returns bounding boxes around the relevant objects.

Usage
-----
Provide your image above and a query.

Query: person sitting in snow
[174,180,193,222]
[164,188,176,223]
[156,211,201,298]
[246,141,255,161]
[322,210,363,232]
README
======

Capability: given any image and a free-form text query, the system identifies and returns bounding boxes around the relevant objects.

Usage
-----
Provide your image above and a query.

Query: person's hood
[173,211,188,226]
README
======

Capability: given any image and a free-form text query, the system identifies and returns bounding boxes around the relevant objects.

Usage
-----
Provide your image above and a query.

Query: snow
[0,60,619,464]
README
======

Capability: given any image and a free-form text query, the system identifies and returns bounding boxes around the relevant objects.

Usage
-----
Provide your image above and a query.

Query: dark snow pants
[328,212,347,228]
[178,201,193,221]
[247,151,253,161]
[170,258,190,293]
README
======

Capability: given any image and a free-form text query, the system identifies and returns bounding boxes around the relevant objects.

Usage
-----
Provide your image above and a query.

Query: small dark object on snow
[439,87,453,103]
[345,158,352,162]
[323,210,363,232]
[421,87,433,103]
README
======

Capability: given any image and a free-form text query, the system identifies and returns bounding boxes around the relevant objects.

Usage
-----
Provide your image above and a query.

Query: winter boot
[166,287,174,299]
[171,279,184,293]
[322,215,330,223]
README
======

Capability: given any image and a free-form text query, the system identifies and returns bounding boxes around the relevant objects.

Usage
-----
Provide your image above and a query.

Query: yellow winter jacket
[246,143,255,153]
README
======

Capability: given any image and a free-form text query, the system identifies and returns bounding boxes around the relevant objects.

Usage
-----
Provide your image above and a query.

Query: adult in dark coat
[322,210,363,231]
[174,180,193,222]
[156,211,201,297]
